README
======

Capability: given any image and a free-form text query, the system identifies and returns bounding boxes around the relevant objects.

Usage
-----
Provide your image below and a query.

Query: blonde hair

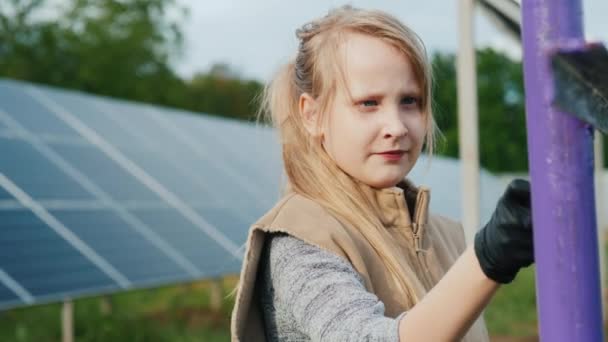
[259,6,438,306]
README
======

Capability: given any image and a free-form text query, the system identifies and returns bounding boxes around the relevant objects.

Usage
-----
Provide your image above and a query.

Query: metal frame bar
[521,0,603,340]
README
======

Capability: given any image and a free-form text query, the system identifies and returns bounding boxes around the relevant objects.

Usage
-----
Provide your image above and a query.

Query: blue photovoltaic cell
[42,94,226,203]
[74,98,266,207]
[117,146,214,203]
[129,208,241,276]
[49,143,161,202]
[46,88,275,212]
[171,112,280,208]
[51,210,190,283]
[0,186,13,200]
[44,90,142,148]
[0,138,94,200]
[145,139,266,209]
[174,111,280,181]
[195,207,252,244]
[0,82,80,138]
[0,280,22,308]
[173,114,271,181]
[0,210,118,298]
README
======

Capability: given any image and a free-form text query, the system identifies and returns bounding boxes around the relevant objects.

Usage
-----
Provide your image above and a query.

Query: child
[231,5,533,342]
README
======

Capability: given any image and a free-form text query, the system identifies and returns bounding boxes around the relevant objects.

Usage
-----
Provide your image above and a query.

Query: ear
[299,92,322,137]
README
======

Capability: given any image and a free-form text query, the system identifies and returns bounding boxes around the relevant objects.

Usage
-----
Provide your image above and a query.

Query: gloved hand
[474,179,534,284]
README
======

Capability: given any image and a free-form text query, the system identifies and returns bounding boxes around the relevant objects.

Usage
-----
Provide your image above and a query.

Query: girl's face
[321,32,426,189]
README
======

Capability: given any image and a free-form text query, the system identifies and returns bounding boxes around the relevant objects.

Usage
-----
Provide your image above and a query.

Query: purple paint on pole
[522,0,603,341]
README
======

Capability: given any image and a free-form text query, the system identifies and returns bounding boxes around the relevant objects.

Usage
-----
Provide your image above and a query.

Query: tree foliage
[186,64,262,121]
[433,49,607,171]
[0,0,262,121]
[433,49,529,172]
[1,0,184,104]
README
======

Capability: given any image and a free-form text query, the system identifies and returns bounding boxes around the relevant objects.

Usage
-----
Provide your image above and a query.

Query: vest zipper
[411,222,432,289]
[412,223,423,252]
[412,189,434,290]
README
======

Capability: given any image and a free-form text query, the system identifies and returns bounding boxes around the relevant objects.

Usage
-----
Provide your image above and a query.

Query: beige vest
[231,180,489,341]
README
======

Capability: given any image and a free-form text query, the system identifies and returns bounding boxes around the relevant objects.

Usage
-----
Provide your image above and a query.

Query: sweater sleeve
[264,233,406,342]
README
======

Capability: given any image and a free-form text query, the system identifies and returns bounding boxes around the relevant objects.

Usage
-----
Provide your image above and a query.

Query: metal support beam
[521,0,604,340]
[550,43,608,134]
[62,300,74,342]
[209,278,223,311]
[595,131,606,318]
[99,295,112,316]
[458,0,480,243]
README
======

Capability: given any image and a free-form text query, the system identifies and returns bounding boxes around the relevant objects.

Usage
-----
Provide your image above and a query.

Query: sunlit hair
[258,5,439,306]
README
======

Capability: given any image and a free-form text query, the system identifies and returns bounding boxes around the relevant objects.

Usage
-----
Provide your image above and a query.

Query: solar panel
[0,79,265,310]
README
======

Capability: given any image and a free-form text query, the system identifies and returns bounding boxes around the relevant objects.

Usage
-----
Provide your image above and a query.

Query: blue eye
[362,100,378,107]
[401,96,419,106]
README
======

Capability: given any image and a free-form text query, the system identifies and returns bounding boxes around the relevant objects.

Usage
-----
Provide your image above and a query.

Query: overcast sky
[173,1,608,81]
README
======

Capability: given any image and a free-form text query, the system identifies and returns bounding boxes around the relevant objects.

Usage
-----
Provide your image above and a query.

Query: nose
[382,107,408,139]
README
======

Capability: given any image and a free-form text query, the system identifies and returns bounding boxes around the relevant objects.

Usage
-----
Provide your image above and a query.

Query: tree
[432,49,529,172]
[185,64,263,122]
[0,0,186,106]
[0,1,264,121]
[431,52,459,158]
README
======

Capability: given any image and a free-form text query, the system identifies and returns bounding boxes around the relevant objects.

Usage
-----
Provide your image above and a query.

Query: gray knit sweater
[257,232,405,341]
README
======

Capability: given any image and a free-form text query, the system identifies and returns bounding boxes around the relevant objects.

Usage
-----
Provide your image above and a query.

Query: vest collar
[359,178,430,231]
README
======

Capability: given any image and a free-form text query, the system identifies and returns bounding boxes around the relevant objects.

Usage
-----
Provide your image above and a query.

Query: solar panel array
[0,79,282,310]
[0,78,505,312]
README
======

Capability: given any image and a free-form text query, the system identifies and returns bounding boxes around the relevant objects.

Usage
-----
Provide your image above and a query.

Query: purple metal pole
[522,1,604,341]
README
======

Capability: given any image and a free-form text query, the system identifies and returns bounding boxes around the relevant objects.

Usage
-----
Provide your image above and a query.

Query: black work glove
[474,179,534,284]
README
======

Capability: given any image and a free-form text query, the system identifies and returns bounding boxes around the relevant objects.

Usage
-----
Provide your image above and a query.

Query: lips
[375,150,406,161]
[376,150,406,155]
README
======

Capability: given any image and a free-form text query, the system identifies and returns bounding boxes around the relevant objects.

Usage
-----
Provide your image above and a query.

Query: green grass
[485,266,538,337]
[0,278,236,342]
